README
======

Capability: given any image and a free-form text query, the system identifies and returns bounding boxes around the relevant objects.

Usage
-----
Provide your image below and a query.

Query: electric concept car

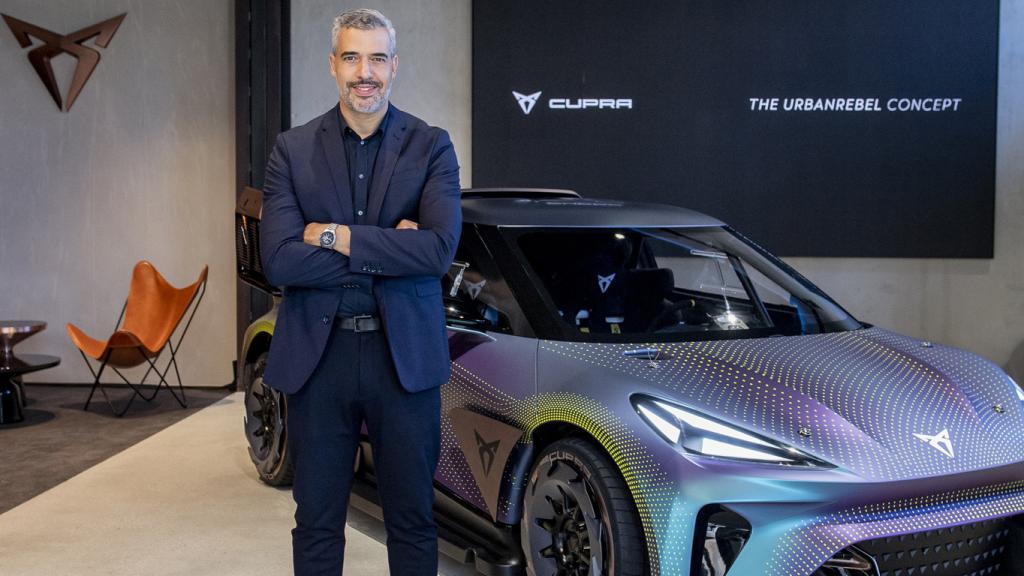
[236,188,1024,576]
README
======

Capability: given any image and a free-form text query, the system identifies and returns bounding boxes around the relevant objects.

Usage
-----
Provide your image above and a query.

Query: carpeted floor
[0,383,232,514]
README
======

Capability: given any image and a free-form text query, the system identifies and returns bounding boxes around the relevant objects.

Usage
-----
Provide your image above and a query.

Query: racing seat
[66,261,208,417]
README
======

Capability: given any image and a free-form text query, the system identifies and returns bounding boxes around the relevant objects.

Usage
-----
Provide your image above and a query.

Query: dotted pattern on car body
[437,326,1024,575]
[539,327,1024,481]
[438,362,682,575]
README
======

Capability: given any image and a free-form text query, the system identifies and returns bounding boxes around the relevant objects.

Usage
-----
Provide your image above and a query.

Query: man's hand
[303,222,327,246]
[396,219,419,230]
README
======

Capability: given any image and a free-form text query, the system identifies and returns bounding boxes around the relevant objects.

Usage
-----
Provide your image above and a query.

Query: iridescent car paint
[240,189,1024,576]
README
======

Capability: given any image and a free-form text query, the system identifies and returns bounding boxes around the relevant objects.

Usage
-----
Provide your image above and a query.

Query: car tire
[243,351,294,486]
[522,437,646,576]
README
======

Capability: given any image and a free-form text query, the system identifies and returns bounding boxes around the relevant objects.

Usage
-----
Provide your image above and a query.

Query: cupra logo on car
[475,430,501,477]
[597,273,616,294]
[465,279,487,300]
[2,13,126,112]
[914,428,955,458]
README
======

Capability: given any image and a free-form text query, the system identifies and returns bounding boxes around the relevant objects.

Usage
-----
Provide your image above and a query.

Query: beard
[341,79,391,114]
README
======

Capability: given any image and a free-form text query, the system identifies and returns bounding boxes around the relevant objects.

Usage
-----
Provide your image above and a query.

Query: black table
[1,320,59,425]
[1,354,60,425]
[1,321,46,410]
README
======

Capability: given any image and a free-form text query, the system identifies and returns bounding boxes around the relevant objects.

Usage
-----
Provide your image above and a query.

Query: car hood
[541,327,1024,480]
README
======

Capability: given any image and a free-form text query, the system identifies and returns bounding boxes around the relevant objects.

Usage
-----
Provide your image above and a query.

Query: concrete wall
[289,1,471,170]
[295,2,1024,376]
[0,0,235,386]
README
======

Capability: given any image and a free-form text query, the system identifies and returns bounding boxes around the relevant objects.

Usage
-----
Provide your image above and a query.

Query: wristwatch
[319,223,339,249]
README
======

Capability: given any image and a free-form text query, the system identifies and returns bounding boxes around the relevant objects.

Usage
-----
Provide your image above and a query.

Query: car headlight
[633,395,833,467]
[1012,376,1024,402]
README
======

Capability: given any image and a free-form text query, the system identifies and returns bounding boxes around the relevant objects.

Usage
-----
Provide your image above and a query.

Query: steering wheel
[646,298,699,332]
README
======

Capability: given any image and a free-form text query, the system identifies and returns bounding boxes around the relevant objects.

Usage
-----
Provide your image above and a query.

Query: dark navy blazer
[260,105,461,394]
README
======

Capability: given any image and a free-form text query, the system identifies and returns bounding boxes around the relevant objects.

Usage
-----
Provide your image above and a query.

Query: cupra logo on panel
[513,90,542,115]
[2,13,126,112]
[512,89,633,115]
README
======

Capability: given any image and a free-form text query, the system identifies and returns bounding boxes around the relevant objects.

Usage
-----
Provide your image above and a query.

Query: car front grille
[816,517,1021,576]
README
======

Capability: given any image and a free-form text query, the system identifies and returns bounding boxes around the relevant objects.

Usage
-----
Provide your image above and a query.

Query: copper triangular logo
[2,13,126,111]
[449,408,524,521]
[475,430,501,476]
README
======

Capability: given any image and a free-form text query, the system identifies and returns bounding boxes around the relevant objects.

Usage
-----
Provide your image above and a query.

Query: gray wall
[0,0,235,386]
[291,1,1024,379]
[290,1,471,169]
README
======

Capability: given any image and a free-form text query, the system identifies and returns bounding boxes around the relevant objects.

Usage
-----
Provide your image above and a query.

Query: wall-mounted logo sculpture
[2,13,126,112]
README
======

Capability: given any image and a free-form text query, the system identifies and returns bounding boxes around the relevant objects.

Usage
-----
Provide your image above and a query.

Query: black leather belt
[336,315,381,332]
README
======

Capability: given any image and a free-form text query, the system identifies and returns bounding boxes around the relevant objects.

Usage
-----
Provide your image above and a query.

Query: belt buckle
[351,314,373,332]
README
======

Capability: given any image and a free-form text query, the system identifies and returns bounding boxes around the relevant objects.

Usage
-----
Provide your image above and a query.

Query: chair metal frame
[80,279,207,417]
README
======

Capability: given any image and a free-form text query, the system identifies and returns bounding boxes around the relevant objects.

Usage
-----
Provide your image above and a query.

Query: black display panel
[472,1,997,257]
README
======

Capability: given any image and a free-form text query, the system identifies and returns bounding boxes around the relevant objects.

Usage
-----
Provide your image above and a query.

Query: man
[259,8,461,575]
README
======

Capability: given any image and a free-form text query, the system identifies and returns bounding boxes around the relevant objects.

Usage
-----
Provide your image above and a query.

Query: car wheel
[522,437,646,576]
[243,351,294,486]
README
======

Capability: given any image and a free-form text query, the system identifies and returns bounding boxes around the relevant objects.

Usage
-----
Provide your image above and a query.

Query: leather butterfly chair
[66,261,208,417]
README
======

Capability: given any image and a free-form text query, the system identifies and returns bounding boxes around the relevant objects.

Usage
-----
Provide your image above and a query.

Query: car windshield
[511,226,862,342]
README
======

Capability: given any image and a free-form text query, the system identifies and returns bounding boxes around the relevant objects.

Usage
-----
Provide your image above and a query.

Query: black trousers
[287,322,441,576]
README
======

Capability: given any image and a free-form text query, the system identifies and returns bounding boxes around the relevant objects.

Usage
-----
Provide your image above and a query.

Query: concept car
[236,187,1024,576]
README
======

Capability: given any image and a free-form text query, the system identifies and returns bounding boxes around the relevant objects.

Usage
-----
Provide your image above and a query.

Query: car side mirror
[444,296,489,330]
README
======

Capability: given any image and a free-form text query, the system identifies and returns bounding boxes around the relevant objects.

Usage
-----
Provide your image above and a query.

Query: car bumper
[653,457,1024,576]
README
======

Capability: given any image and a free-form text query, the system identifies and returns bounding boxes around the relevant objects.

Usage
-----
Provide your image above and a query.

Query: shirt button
[358,173,364,179]
[321,315,330,325]
[357,210,364,216]
[360,141,365,146]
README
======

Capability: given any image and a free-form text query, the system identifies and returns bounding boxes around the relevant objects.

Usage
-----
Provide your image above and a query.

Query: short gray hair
[330,8,396,56]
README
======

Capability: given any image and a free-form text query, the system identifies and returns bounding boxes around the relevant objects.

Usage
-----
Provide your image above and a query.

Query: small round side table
[0,321,58,425]
[0,320,46,364]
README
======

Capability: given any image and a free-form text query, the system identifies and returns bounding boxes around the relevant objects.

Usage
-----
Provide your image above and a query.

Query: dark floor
[0,383,232,514]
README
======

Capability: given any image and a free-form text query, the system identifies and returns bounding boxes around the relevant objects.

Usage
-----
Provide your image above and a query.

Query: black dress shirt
[336,106,391,317]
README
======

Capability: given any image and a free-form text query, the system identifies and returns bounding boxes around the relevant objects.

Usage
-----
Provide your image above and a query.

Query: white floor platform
[0,393,477,575]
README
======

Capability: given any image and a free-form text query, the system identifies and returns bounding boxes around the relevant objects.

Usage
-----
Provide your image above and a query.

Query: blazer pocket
[415,279,441,296]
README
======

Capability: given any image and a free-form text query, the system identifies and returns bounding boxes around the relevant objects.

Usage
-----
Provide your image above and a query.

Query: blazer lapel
[316,107,353,222]
[367,106,409,226]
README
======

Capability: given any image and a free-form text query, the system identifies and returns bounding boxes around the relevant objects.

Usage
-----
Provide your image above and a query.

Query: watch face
[319,230,335,247]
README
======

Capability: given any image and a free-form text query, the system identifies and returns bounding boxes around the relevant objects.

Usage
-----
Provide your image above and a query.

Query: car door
[436,223,538,517]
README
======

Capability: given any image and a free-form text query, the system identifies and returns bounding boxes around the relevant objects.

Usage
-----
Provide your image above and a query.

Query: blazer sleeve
[347,129,462,278]
[260,133,355,289]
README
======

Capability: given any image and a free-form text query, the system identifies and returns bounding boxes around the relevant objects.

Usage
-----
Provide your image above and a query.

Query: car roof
[461,196,726,228]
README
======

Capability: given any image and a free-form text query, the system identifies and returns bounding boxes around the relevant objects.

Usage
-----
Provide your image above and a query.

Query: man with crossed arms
[260,8,460,575]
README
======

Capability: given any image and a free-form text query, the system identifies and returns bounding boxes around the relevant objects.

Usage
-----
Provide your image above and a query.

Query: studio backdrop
[472,1,998,257]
